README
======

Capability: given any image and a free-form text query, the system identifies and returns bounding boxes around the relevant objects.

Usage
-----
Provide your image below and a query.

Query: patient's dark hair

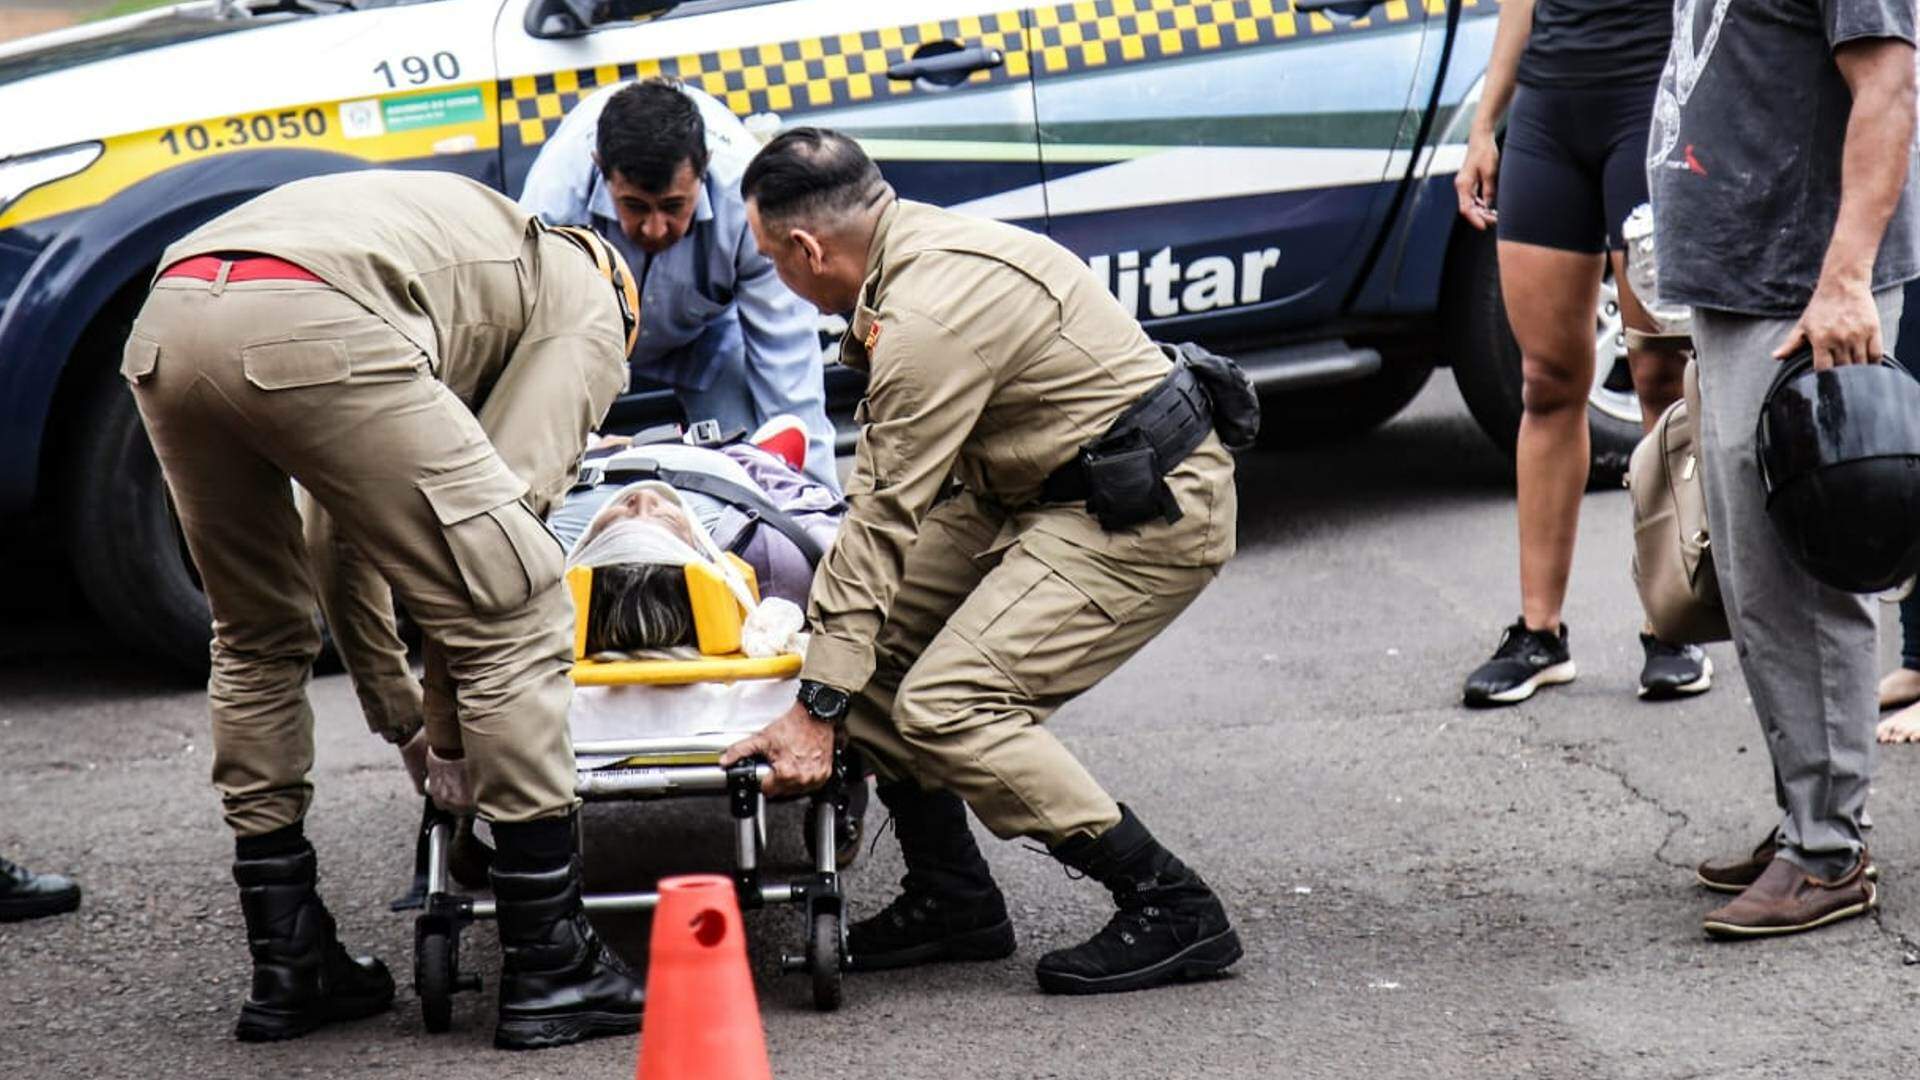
[585,563,695,654]
[597,78,709,192]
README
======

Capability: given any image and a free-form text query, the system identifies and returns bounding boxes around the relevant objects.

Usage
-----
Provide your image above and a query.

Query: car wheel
[1444,227,1644,488]
[1254,358,1435,449]
[64,368,214,674]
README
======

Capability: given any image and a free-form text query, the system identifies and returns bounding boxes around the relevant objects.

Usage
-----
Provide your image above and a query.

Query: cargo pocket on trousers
[121,335,160,385]
[241,338,351,391]
[951,553,1107,697]
[418,458,564,616]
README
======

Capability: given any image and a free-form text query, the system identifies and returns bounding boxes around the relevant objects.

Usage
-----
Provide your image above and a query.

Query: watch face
[809,684,848,718]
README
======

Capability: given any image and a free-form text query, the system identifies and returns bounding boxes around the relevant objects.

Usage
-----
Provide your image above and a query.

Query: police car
[1,0,1555,670]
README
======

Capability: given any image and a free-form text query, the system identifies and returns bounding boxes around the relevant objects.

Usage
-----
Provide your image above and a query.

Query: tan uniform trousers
[303,500,429,742]
[299,314,608,757]
[304,498,462,752]
[851,492,1217,847]
[126,277,586,836]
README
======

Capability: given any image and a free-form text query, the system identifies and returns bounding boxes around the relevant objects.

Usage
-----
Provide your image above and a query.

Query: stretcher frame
[397,561,851,1032]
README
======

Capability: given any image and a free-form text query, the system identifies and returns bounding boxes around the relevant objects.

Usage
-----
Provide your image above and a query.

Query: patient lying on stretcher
[560,438,842,657]
[303,423,865,884]
[300,423,841,810]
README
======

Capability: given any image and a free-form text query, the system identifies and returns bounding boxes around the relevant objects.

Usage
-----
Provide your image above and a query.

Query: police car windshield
[0,16,281,89]
[0,1,444,91]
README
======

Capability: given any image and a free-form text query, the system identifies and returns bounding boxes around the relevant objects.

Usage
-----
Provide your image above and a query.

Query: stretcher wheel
[416,927,455,1033]
[809,910,844,1012]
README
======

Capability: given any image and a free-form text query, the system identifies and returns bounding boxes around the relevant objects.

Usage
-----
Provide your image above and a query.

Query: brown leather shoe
[1696,830,1780,893]
[1702,852,1878,939]
[1696,829,1878,893]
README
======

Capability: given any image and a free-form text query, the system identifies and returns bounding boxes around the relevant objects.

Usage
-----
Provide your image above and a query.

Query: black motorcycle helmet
[1758,350,1920,593]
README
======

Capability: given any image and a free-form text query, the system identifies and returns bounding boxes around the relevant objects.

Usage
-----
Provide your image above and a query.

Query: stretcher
[399,558,853,1032]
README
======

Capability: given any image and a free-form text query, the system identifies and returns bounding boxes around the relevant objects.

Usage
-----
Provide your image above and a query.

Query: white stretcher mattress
[569,677,796,770]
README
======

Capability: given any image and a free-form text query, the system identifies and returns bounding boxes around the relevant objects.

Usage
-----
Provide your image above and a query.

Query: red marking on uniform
[1684,144,1708,177]
[865,321,882,351]
[160,254,323,282]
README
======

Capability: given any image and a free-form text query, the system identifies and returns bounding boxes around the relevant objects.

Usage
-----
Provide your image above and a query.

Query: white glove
[425,748,476,816]
[397,729,428,796]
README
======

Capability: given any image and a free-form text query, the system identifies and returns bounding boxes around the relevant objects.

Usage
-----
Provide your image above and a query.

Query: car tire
[1444,226,1643,488]
[64,368,214,674]
[1254,358,1435,449]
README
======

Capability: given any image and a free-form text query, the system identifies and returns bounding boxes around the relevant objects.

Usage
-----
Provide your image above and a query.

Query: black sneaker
[1462,618,1576,708]
[1639,634,1713,700]
[0,856,80,922]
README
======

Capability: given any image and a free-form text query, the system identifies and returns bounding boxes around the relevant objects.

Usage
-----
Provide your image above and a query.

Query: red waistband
[159,254,324,283]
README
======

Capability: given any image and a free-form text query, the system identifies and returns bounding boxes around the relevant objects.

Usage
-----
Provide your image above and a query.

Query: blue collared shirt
[517,82,828,419]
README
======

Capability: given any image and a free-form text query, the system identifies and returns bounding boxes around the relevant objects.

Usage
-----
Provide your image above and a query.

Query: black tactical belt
[1040,363,1213,529]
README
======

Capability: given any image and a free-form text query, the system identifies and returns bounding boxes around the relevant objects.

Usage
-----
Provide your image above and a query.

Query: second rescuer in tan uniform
[124,171,645,1051]
[721,129,1244,995]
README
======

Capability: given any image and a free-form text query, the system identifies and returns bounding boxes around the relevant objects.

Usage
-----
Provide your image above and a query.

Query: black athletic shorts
[1496,80,1658,254]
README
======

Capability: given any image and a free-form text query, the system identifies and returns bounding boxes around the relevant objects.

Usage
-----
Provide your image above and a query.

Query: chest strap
[601,460,831,568]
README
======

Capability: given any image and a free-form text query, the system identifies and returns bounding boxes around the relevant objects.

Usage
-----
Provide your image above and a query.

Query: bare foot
[1877,700,1920,743]
[1878,668,1920,710]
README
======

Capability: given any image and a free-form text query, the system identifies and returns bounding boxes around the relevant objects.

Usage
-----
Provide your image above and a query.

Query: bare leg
[1502,240,1605,634]
[1609,250,1688,433]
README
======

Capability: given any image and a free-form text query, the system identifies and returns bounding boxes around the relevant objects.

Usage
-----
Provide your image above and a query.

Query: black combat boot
[1035,806,1242,995]
[232,832,394,1042]
[846,783,1016,971]
[490,816,645,1051]
[0,855,81,922]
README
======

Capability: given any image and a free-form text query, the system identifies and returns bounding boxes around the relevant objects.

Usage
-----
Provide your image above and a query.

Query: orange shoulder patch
[864,320,882,351]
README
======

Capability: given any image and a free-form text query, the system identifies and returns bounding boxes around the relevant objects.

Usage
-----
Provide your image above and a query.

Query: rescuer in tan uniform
[124,170,645,1051]
[720,129,1246,996]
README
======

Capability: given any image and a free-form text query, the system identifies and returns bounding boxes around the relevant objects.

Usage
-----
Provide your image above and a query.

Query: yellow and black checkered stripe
[499,11,1028,150]
[1025,0,1427,70]
[498,0,1476,150]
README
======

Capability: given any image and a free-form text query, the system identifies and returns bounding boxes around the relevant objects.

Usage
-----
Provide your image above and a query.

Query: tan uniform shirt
[802,199,1236,693]
[162,170,626,513]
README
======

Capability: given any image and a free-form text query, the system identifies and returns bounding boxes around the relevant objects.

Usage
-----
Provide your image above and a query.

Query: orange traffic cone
[636,875,773,1080]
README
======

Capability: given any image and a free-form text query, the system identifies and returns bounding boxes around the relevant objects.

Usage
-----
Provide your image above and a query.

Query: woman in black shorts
[1455,0,1712,707]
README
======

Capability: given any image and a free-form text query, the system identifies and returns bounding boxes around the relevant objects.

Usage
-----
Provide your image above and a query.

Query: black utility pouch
[1167,342,1261,450]
[1083,443,1181,530]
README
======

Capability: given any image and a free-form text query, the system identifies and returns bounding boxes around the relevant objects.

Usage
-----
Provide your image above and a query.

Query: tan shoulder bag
[1627,358,1730,643]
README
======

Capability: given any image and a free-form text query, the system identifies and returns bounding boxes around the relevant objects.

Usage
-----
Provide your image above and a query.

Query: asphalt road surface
[6,376,1920,1079]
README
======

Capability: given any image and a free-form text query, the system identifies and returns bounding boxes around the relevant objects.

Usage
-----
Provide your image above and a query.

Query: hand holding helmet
[1773,273,1885,370]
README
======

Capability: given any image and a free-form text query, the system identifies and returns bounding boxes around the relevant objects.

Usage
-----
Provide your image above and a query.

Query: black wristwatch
[797,679,850,725]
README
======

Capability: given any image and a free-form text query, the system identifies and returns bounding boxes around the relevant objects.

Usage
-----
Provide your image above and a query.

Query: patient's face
[581,487,698,550]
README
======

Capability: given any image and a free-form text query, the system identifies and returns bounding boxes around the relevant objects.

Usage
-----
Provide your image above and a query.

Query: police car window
[574,0,781,26]
[650,1,781,14]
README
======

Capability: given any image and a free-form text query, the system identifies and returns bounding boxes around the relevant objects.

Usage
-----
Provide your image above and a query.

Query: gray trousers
[1691,288,1903,879]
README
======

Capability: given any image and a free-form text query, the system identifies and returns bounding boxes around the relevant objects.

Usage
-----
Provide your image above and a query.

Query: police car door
[497,1,1046,224]
[1011,0,1442,334]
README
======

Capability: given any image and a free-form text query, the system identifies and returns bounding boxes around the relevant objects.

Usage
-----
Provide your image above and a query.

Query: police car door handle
[1293,0,1385,13]
[886,46,1005,84]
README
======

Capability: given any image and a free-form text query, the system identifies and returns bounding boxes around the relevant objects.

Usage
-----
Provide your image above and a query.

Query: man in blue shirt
[519,78,839,491]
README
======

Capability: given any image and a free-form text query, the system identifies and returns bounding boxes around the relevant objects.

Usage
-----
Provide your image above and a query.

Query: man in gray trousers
[1650,0,1918,937]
